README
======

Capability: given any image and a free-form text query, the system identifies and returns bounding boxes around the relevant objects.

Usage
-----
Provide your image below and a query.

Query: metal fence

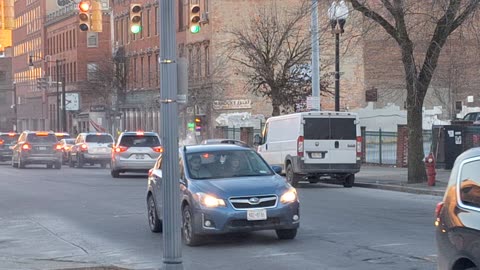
[217,126,433,166]
[364,129,432,165]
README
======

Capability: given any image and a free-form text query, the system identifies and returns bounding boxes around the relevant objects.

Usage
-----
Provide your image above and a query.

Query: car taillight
[297,136,304,157]
[114,146,128,153]
[22,143,31,151]
[54,144,63,151]
[152,146,163,153]
[80,144,88,151]
[0,139,4,145]
[356,136,362,157]
[435,201,444,227]
[435,202,444,218]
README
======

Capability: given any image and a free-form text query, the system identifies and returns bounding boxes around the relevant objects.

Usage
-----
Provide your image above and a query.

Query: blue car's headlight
[280,188,297,204]
[196,192,226,208]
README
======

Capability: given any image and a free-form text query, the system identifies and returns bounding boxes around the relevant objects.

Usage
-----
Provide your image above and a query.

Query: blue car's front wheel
[182,205,203,246]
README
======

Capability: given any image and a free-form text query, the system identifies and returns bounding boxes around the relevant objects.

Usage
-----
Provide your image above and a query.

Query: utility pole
[13,82,17,132]
[311,0,321,111]
[62,76,67,132]
[159,0,183,269]
[56,59,60,131]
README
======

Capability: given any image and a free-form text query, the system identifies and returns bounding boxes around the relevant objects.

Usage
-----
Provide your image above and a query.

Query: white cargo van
[255,111,361,187]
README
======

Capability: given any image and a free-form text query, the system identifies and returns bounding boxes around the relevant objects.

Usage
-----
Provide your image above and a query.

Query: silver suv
[11,131,62,169]
[69,132,114,168]
[111,131,162,178]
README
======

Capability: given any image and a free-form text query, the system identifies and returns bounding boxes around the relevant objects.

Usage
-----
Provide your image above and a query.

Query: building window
[178,0,184,31]
[120,18,124,45]
[155,53,159,86]
[133,57,137,87]
[73,30,76,48]
[146,8,150,37]
[196,46,201,78]
[87,63,98,81]
[87,32,98,47]
[140,56,144,87]
[140,11,144,39]
[205,45,209,75]
[188,47,193,77]
[147,55,151,87]
[0,71,6,82]
[155,6,158,35]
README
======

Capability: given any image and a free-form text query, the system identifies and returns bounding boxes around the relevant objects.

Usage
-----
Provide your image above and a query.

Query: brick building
[110,0,367,140]
[13,0,112,133]
[12,0,47,131]
[44,1,112,134]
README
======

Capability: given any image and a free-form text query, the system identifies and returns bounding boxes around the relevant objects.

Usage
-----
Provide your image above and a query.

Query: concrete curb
[354,182,445,197]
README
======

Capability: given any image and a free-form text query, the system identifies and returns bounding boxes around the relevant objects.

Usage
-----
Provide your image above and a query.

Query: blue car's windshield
[186,150,274,179]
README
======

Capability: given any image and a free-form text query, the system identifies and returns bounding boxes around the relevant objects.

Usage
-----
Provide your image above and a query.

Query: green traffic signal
[190,25,200,34]
[131,25,142,34]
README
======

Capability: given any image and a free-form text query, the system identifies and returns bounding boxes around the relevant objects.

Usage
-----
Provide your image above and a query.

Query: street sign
[307,96,320,110]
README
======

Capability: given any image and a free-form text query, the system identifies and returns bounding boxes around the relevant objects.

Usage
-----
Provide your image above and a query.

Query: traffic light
[90,0,102,32]
[78,1,91,32]
[189,4,201,34]
[194,116,203,132]
[130,4,142,34]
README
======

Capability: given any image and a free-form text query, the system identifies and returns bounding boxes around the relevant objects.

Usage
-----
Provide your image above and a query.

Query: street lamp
[28,55,67,131]
[328,0,349,111]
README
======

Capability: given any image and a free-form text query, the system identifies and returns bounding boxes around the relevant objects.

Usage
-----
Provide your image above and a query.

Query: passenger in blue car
[188,154,211,179]
[226,154,249,177]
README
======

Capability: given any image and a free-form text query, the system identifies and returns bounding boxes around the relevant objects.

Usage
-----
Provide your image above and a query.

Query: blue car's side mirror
[271,165,282,174]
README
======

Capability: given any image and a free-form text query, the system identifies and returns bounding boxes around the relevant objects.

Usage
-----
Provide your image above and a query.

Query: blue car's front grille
[229,195,277,210]
[229,218,280,228]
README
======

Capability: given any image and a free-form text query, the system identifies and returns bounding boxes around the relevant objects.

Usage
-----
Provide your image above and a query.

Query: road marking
[370,243,409,248]
[252,252,301,258]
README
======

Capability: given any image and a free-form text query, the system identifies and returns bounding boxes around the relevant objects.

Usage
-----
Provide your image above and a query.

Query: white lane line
[370,243,409,248]
[252,252,301,258]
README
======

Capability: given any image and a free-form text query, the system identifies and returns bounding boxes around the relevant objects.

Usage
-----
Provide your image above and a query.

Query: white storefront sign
[213,99,252,110]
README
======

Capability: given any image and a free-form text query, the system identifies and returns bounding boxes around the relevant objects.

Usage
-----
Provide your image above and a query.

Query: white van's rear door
[303,115,357,164]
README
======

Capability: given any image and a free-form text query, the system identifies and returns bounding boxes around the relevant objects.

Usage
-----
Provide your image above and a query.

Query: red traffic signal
[78,1,91,31]
[79,1,90,12]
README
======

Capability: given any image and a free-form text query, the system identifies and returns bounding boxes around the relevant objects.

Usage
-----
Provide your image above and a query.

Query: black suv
[11,131,62,169]
[435,147,480,270]
[0,132,19,162]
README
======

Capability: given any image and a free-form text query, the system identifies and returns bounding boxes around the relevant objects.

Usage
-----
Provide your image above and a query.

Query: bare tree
[227,1,333,116]
[78,51,127,106]
[349,0,480,183]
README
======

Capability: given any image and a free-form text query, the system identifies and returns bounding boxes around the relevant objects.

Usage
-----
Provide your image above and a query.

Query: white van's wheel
[343,174,355,188]
[286,163,300,187]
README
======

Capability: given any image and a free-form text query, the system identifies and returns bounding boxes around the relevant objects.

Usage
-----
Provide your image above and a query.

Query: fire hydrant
[425,153,436,186]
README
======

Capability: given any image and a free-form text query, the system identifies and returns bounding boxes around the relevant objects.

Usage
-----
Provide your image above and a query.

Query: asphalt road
[0,163,439,270]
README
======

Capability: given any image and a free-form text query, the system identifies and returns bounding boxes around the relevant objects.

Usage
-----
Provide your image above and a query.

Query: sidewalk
[354,165,450,196]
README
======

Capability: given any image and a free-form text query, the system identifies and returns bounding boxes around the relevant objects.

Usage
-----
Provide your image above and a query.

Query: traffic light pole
[159,0,183,269]
[311,0,320,111]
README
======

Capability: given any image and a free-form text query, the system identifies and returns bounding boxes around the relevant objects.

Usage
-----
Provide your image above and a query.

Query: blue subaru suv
[146,144,300,246]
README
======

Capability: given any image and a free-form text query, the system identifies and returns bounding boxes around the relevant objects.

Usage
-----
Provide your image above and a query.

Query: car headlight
[197,193,226,208]
[280,189,297,204]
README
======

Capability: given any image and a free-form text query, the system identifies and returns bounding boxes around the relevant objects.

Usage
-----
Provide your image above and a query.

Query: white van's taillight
[356,136,362,157]
[297,136,304,157]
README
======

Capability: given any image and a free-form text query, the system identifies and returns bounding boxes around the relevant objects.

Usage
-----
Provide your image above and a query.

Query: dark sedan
[146,144,300,246]
[0,132,19,162]
[435,147,480,270]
